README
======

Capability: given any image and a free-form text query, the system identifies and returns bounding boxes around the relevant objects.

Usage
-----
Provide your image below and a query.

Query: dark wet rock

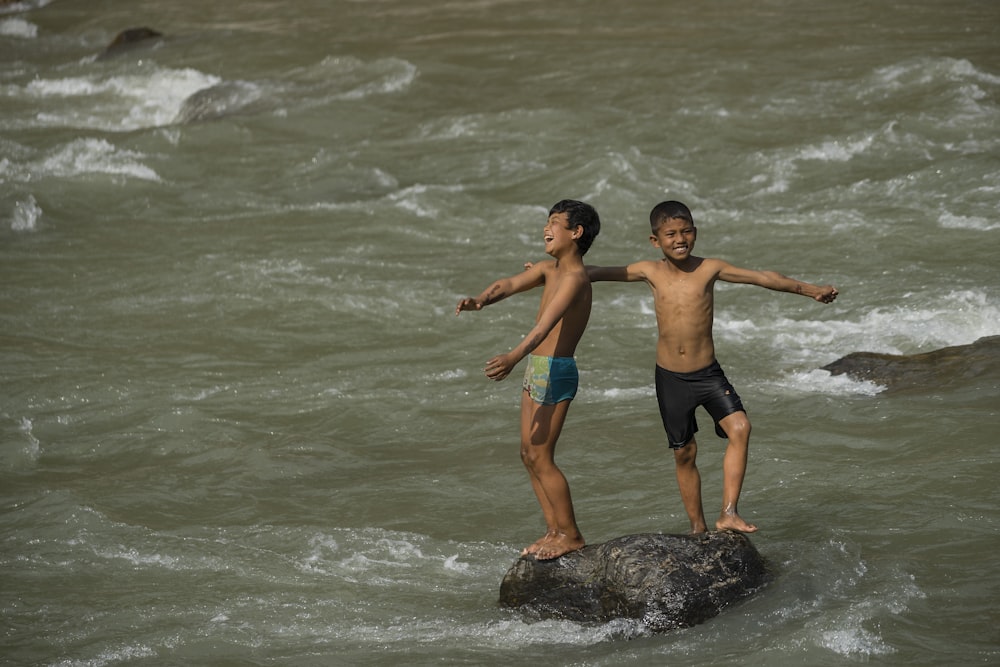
[98,27,163,60]
[498,531,769,632]
[822,335,1000,392]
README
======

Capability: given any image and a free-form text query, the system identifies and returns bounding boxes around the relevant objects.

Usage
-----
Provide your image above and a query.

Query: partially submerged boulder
[499,531,769,632]
[822,335,1000,392]
[98,27,163,60]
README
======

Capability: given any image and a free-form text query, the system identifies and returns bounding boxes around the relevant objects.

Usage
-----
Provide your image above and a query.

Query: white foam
[443,554,469,572]
[845,290,998,352]
[719,289,999,359]
[321,56,418,100]
[0,17,37,38]
[597,385,654,401]
[769,368,884,397]
[0,1,50,16]
[50,643,157,667]
[96,546,182,568]
[341,616,646,648]
[939,211,1000,232]
[814,569,924,657]
[871,56,1000,93]
[799,133,877,163]
[10,194,41,231]
[18,416,40,460]
[820,627,894,657]
[386,183,464,218]
[22,67,221,132]
[36,138,159,181]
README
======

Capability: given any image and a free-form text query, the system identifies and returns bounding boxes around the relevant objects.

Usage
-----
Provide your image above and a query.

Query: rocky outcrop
[499,531,769,632]
[822,335,1000,392]
[98,27,163,60]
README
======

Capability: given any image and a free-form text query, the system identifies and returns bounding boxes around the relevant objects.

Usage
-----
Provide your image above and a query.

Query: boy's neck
[662,254,701,271]
[551,248,584,269]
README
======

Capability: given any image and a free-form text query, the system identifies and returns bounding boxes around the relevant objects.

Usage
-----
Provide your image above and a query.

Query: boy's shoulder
[529,258,559,275]
[627,258,663,272]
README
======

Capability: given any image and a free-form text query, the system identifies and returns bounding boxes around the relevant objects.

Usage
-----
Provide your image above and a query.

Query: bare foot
[534,532,584,560]
[715,511,758,533]
[521,530,557,557]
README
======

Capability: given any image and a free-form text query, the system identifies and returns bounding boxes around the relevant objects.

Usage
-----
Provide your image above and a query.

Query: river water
[2,1,999,665]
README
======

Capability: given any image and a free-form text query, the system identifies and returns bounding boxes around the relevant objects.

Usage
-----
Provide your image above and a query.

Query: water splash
[10,194,41,231]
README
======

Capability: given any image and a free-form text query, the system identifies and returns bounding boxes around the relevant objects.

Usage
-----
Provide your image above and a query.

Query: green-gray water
[2,1,998,664]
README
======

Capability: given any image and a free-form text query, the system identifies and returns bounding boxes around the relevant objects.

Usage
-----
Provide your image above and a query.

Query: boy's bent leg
[519,395,584,558]
[716,411,757,533]
[673,439,708,533]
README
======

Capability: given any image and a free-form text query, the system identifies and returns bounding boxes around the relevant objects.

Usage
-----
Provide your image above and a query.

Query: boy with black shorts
[588,201,838,533]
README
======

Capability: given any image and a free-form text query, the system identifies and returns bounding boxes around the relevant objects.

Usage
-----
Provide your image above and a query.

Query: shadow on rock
[499,531,770,633]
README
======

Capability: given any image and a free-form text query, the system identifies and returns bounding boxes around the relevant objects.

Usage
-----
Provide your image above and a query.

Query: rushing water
[2,1,999,665]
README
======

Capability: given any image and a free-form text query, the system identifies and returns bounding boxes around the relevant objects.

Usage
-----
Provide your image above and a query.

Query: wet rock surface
[822,335,1000,392]
[499,531,769,632]
[98,27,163,60]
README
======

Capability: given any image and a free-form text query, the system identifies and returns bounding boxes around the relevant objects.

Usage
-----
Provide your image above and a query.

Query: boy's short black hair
[649,200,694,231]
[549,199,600,256]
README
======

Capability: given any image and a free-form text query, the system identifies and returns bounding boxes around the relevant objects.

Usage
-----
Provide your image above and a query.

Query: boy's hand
[485,354,514,381]
[455,297,481,315]
[815,286,839,304]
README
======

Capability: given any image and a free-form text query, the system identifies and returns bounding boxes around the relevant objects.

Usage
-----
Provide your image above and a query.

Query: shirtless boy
[456,199,601,559]
[588,200,837,534]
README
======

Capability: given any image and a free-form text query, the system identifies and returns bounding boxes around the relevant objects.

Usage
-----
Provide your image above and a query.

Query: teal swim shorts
[522,354,579,405]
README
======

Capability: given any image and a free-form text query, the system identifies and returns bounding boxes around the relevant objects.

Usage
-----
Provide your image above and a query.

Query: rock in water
[499,531,769,632]
[98,28,163,60]
[822,335,1000,392]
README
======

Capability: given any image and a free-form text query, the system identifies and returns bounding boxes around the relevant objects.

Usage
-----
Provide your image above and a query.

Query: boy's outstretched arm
[718,263,838,303]
[586,264,644,283]
[456,263,546,315]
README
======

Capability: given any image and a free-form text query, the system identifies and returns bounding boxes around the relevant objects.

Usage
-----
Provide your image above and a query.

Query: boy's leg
[519,393,583,559]
[716,411,757,533]
[673,438,708,533]
[519,393,559,554]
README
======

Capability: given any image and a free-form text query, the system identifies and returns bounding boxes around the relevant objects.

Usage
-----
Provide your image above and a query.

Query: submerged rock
[98,27,163,60]
[174,81,265,124]
[822,335,1000,392]
[499,531,769,632]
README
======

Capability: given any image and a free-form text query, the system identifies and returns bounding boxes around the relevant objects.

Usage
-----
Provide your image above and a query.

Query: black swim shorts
[654,360,746,448]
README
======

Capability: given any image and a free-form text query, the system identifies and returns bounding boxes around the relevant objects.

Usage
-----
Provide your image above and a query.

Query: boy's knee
[520,444,533,465]
[520,443,546,470]
[723,413,751,440]
[673,442,697,466]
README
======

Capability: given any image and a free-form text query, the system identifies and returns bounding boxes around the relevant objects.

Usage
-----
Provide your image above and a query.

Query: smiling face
[543,211,579,258]
[650,216,697,261]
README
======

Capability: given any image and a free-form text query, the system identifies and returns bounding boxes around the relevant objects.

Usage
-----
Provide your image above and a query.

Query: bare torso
[533,261,592,358]
[642,256,719,372]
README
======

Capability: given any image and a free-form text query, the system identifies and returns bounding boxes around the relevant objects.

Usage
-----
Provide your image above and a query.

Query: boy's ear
[572,225,583,239]
[648,233,660,247]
